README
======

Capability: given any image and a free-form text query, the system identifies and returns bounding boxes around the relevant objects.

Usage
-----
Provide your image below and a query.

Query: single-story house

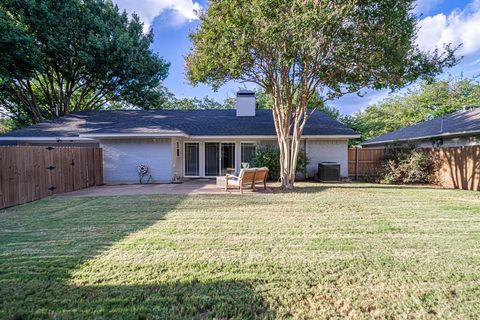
[362,107,480,148]
[0,91,359,184]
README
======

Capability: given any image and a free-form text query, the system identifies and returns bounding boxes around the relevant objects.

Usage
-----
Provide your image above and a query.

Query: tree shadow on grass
[5,280,271,319]
[0,195,275,319]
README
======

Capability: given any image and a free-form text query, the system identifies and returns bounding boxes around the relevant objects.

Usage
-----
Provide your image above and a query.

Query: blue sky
[113,0,480,115]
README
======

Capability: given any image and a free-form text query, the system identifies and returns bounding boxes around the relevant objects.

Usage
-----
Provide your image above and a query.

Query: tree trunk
[272,100,309,190]
[279,138,301,189]
[277,132,302,190]
[278,137,293,189]
[270,82,311,190]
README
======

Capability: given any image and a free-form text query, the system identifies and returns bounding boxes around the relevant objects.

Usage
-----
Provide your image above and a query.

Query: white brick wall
[306,140,349,178]
[101,138,172,184]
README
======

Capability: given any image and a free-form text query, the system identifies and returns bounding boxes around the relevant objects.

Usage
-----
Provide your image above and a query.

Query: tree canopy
[0,8,40,84]
[0,0,169,125]
[343,76,480,142]
[186,0,458,188]
[107,84,228,110]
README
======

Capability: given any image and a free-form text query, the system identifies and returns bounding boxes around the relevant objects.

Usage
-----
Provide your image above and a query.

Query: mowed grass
[0,183,479,319]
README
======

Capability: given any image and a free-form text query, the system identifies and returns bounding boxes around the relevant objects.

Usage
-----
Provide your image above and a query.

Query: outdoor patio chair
[224,168,256,194]
[217,167,269,194]
[253,167,269,191]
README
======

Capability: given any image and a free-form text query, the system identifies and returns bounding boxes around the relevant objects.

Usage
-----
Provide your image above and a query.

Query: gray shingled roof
[1,109,358,138]
[362,107,480,146]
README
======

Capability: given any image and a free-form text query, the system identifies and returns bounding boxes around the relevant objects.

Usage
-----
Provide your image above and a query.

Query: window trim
[240,142,257,166]
[183,141,200,177]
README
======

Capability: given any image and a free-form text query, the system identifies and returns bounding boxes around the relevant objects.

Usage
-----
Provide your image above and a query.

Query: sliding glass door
[205,143,220,176]
[202,142,237,176]
[221,143,236,175]
[184,142,199,176]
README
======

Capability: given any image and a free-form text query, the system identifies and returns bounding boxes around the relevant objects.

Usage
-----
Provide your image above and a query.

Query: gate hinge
[47,166,56,170]
[48,186,57,191]
[46,146,55,150]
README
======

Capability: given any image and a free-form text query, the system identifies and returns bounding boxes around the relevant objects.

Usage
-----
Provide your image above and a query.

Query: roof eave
[362,129,480,146]
[1,133,361,140]
[0,137,95,141]
[175,134,360,139]
[78,132,188,138]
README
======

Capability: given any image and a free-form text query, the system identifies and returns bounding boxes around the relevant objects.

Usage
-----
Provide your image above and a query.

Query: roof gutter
[79,132,188,138]
[0,137,95,141]
[190,134,361,139]
[362,129,480,146]
[1,133,360,141]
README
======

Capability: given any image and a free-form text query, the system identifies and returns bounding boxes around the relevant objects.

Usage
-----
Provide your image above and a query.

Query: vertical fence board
[7,148,16,207]
[94,148,104,186]
[0,148,5,208]
[0,146,103,209]
[88,148,95,188]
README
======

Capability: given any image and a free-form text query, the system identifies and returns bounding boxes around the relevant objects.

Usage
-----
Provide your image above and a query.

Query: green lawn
[1,183,479,319]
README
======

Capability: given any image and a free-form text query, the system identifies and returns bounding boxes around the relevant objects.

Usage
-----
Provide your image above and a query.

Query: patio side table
[216,176,227,189]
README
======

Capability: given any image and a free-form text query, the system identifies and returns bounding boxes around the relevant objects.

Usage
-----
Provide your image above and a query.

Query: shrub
[250,145,308,181]
[379,146,436,184]
[0,118,17,134]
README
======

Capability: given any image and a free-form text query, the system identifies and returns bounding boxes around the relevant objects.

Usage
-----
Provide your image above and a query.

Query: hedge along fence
[0,146,103,209]
[349,146,480,191]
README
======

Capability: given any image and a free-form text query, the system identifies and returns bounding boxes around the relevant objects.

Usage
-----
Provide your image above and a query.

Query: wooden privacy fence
[348,146,480,191]
[0,146,103,209]
[428,146,480,191]
[348,148,385,180]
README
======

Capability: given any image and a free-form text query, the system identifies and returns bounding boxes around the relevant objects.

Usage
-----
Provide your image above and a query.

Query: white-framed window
[241,142,256,165]
[184,142,200,176]
[220,142,236,175]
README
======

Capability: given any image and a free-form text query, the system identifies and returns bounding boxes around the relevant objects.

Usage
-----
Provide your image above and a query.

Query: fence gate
[348,148,386,179]
[0,146,103,209]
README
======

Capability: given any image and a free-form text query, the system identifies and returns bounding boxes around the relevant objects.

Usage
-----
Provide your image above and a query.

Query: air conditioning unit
[318,162,341,182]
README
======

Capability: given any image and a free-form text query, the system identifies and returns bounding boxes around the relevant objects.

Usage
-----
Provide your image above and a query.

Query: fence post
[355,147,359,181]
[462,146,467,190]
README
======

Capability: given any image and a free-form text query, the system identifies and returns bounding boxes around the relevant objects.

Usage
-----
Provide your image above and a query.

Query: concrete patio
[60,179,273,197]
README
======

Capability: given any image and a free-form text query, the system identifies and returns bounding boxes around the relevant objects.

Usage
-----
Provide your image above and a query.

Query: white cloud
[112,0,202,31]
[416,0,480,56]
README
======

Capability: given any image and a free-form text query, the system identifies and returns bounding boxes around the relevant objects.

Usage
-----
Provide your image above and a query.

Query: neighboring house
[362,107,480,148]
[0,91,359,184]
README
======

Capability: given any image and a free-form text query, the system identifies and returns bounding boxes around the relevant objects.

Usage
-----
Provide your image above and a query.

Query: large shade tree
[186,0,458,189]
[0,0,169,125]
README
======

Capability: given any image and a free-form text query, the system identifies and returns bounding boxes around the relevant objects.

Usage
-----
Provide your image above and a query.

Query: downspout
[304,139,307,180]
